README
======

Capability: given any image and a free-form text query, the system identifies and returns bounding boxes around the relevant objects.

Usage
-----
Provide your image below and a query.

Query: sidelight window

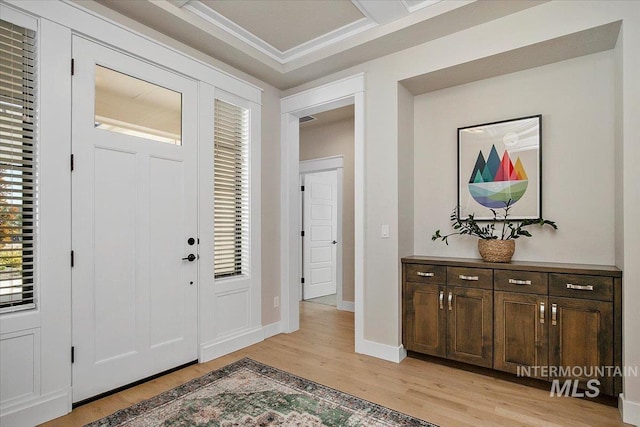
[213,99,250,278]
[0,18,37,313]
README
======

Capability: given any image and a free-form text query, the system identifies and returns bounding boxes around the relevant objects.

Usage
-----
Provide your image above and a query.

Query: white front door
[71,37,198,402]
[302,171,338,300]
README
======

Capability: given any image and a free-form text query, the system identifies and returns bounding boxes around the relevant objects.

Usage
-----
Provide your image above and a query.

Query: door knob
[332,240,337,244]
[182,254,196,262]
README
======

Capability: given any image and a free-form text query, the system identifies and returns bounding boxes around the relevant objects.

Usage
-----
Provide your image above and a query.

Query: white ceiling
[80,0,547,89]
[199,0,365,52]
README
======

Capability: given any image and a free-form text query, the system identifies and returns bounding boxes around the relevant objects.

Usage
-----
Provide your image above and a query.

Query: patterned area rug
[85,358,437,426]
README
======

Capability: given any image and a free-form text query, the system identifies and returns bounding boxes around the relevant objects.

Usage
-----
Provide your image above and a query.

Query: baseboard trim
[262,321,281,339]
[357,339,407,363]
[199,327,263,363]
[620,393,640,425]
[0,389,70,427]
[340,301,355,312]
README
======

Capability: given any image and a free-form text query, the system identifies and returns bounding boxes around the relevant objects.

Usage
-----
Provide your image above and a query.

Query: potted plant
[432,199,558,262]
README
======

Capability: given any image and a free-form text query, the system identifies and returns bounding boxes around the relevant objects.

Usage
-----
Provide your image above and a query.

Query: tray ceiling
[85,0,547,89]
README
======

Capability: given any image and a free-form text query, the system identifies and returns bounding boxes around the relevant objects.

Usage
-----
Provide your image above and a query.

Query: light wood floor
[41,302,629,427]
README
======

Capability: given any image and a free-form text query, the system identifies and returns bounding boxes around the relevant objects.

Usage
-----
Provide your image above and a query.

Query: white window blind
[0,18,37,313]
[214,99,249,278]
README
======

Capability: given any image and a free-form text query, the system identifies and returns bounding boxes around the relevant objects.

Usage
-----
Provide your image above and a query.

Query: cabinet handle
[551,304,557,326]
[509,278,532,285]
[448,292,453,311]
[459,275,479,281]
[566,283,594,291]
[540,302,545,324]
[417,272,435,277]
[439,291,444,310]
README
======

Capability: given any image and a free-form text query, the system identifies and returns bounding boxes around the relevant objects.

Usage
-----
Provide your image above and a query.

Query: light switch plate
[381,224,389,238]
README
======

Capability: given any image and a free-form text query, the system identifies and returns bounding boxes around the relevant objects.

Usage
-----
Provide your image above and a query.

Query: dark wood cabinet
[402,256,622,396]
[549,296,614,395]
[403,264,493,368]
[447,286,493,367]
[494,291,548,376]
[404,282,446,357]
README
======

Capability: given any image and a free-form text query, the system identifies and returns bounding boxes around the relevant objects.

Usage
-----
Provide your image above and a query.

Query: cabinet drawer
[447,267,493,290]
[405,264,446,284]
[549,273,613,301]
[494,270,548,295]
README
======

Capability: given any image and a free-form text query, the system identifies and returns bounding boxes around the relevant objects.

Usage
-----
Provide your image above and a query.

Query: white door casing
[71,37,198,402]
[302,171,337,300]
[280,74,364,354]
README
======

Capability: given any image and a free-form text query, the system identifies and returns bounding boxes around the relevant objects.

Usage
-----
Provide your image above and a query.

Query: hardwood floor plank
[40,302,629,426]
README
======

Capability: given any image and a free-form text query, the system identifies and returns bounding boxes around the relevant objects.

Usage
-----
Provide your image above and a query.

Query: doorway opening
[280,73,364,352]
[299,105,354,311]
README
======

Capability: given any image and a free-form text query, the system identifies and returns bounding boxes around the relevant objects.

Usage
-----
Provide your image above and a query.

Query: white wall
[414,51,615,264]
[299,113,355,303]
[397,84,415,341]
[283,2,640,422]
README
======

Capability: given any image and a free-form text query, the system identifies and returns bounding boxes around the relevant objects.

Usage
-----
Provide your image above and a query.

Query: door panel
[303,170,337,300]
[494,292,548,377]
[549,297,614,395]
[404,282,446,357]
[71,37,198,402]
[447,286,493,368]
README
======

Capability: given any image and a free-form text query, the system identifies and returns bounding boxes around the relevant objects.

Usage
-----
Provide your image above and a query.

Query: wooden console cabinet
[402,256,622,396]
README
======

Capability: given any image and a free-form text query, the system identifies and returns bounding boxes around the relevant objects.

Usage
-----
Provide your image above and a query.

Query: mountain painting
[458,115,541,220]
[467,144,528,208]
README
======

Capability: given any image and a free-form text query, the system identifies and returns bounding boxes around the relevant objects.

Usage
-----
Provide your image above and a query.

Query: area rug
[85,358,437,427]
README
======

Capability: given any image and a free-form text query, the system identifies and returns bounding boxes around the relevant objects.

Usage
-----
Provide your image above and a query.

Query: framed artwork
[458,115,541,220]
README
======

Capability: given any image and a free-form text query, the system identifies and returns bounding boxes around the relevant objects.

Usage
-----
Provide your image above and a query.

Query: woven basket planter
[478,239,515,263]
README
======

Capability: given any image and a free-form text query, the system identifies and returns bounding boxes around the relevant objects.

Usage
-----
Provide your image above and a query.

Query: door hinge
[71,346,75,364]
[301,185,305,191]
[70,250,75,267]
[300,230,305,237]
[71,58,75,76]
[70,154,74,171]
[301,277,305,284]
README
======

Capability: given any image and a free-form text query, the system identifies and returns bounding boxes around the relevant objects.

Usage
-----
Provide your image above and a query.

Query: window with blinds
[214,99,249,278]
[0,19,37,313]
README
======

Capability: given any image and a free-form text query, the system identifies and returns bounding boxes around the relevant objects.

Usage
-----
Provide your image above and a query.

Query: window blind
[214,99,249,278]
[0,19,37,313]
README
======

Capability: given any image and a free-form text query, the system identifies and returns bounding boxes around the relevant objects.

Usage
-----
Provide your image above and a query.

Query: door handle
[182,254,196,262]
[551,303,557,325]
[439,291,444,310]
[448,292,453,311]
[540,302,545,324]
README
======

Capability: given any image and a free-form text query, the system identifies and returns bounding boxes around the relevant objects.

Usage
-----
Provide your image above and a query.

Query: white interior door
[303,171,337,300]
[71,37,198,402]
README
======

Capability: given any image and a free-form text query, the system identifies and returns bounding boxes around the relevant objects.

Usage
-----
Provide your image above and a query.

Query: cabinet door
[404,282,446,356]
[494,292,548,377]
[446,286,493,367]
[549,297,614,395]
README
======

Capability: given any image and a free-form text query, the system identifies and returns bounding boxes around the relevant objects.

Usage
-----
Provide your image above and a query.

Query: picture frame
[457,115,541,220]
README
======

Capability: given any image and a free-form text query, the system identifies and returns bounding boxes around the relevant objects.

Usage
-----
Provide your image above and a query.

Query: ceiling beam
[352,0,410,24]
